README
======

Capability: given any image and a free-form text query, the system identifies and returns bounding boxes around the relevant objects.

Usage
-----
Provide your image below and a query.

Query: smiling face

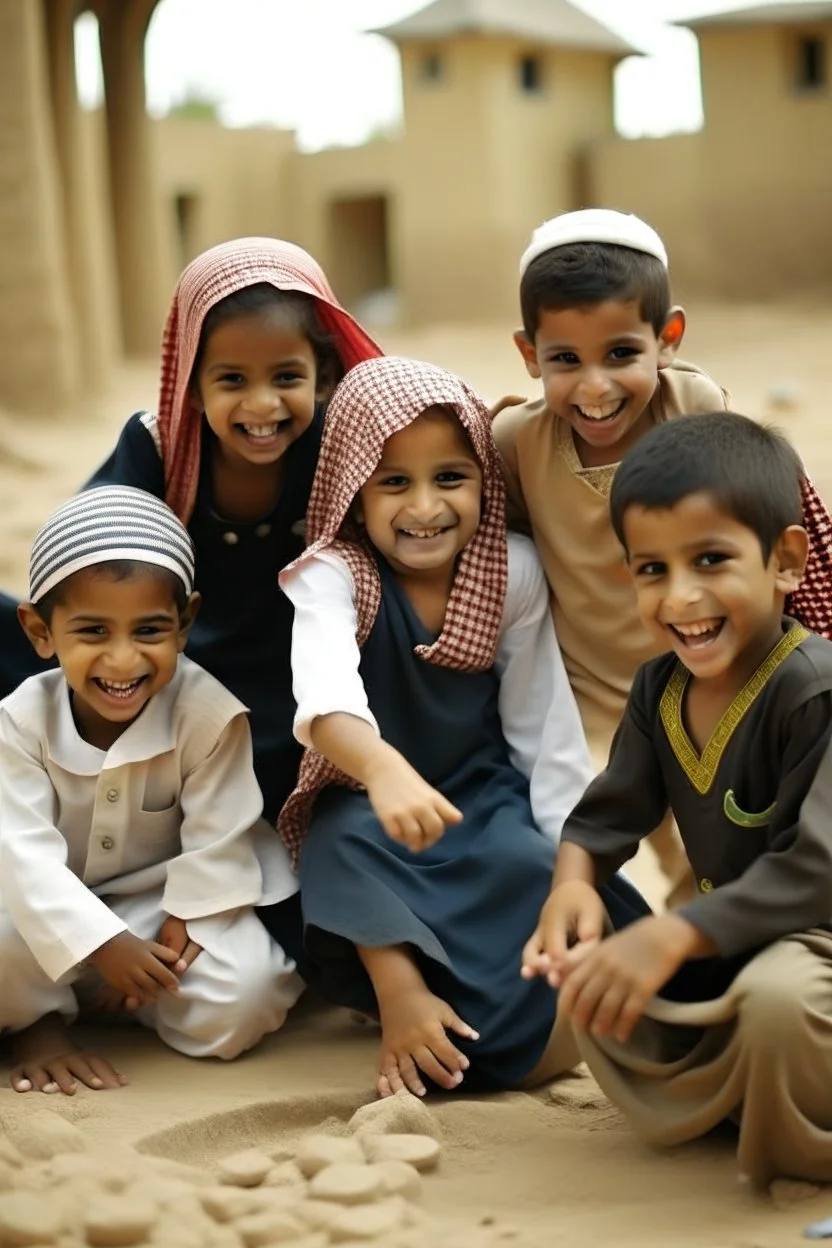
[192,306,320,471]
[20,565,198,750]
[622,492,807,689]
[516,299,683,467]
[355,408,483,583]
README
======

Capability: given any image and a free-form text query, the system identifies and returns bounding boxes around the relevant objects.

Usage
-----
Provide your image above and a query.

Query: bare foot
[376,986,479,1099]
[9,1014,128,1095]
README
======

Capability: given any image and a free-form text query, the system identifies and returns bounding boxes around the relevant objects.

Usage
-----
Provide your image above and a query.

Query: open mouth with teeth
[669,618,725,650]
[574,399,627,423]
[93,676,148,700]
[238,418,293,442]
[398,527,449,540]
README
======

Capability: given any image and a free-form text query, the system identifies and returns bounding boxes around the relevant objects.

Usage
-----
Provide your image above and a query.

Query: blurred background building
[2,0,831,412]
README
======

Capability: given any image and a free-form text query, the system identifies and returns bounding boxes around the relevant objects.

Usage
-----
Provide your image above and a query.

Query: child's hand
[555,914,698,1044]
[158,916,203,973]
[365,756,463,852]
[521,881,605,985]
[89,931,182,1005]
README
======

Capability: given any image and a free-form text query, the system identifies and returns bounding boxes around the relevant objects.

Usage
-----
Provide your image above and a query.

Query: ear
[513,330,541,380]
[17,604,57,659]
[657,307,686,369]
[772,525,809,595]
[177,592,202,652]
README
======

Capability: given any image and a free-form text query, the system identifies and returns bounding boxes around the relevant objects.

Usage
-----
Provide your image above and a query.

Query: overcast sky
[74,0,802,148]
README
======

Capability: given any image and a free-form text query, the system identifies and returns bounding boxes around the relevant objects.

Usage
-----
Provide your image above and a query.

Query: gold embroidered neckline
[557,422,619,498]
[659,623,808,794]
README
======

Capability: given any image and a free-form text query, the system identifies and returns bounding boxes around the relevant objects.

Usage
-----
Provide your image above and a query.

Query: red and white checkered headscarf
[157,237,383,524]
[277,356,509,858]
[791,476,832,638]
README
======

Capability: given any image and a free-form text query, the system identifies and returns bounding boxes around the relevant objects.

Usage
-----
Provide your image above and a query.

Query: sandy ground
[1,300,831,1245]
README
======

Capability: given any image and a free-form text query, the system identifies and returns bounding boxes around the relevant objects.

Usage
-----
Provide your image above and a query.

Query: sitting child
[523,412,832,1187]
[493,209,832,903]
[0,486,302,1095]
[277,356,648,1099]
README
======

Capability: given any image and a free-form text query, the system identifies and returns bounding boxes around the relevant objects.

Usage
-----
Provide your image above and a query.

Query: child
[0,238,382,827]
[0,486,302,1095]
[523,412,832,1187]
[277,356,648,1098]
[492,209,832,902]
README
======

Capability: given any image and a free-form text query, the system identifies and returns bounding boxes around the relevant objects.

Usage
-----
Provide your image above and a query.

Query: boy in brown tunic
[492,209,728,902]
[523,412,832,1187]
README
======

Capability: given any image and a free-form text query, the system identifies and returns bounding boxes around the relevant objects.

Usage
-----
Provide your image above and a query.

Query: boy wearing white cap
[0,487,302,1095]
[492,209,728,903]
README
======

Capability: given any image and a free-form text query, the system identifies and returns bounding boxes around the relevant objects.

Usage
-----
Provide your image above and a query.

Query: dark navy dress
[299,557,649,1089]
[0,409,322,825]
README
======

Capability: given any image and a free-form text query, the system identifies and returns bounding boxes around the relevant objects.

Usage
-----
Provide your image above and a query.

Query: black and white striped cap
[29,486,195,604]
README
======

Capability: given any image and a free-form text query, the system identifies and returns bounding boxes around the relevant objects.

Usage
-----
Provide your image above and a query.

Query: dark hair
[520,242,671,339]
[35,560,189,626]
[193,283,344,396]
[610,412,804,560]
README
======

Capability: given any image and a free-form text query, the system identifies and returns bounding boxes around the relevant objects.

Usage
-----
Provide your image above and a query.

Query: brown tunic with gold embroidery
[492,360,729,761]
[563,623,832,958]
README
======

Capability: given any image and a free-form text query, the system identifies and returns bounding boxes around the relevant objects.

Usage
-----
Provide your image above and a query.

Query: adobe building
[1,0,831,417]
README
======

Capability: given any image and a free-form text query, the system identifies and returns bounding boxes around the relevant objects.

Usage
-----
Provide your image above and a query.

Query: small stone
[235,1209,306,1246]
[308,1163,381,1205]
[296,1200,342,1231]
[218,1151,273,1188]
[3,1111,87,1161]
[360,1136,440,1173]
[348,1091,440,1140]
[328,1200,405,1242]
[369,1160,422,1201]
[770,1177,821,1210]
[84,1196,156,1246]
[0,1141,24,1169]
[262,1162,305,1189]
[126,1175,194,1209]
[200,1187,266,1223]
[296,1136,365,1178]
[0,1191,61,1243]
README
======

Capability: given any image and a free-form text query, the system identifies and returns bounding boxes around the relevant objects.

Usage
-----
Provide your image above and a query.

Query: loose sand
[1,301,830,1245]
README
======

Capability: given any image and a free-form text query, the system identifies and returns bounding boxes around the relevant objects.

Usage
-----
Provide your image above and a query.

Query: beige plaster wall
[694,23,832,297]
[153,118,296,286]
[393,37,617,325]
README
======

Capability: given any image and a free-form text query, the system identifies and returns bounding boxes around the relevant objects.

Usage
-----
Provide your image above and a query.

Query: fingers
[435,796,463,826]
[378,1055,409,1098]
[521,930,550,980]
[443,1009,480,1043]
[10,1065,68,1095]
[148,941,182,966]
[177,941,203,972]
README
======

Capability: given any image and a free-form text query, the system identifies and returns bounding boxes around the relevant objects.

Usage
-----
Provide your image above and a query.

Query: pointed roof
[677,2,832,30]
[373,0,638,57]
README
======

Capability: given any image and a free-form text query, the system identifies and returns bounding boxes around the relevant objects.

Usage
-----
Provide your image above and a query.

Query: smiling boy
[0,487,301,1095]
[523,413,832,1187]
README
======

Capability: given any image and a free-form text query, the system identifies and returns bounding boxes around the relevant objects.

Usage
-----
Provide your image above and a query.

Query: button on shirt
[0,657,293,983]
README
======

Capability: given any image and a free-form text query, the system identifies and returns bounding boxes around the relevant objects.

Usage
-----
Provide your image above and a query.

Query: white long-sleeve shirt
[282,533,593,842]
[0,656,293,983]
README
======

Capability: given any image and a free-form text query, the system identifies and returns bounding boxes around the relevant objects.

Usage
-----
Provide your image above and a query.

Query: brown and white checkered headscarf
[157,237,383,524]
[277,356,508,858]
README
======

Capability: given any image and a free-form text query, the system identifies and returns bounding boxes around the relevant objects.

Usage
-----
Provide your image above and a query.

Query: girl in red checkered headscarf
[81,237,382,829]
[276,355,649,1101]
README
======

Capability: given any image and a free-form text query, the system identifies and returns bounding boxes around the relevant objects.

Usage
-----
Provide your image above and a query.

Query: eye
[274,371,304,385]
[135,626,166,638]
[609,346,639,361]
[436,471,467,484]
[217,372,244,386]
[379,474,409,488]
[548,351,579,366]
[634,561,665,578]
[695,551,729,569]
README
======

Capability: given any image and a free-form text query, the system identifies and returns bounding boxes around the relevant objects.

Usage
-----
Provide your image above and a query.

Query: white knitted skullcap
[519,209,668,276]
[29,486,195,604]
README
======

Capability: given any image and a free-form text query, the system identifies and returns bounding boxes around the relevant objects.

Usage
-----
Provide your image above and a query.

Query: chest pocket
[723,789,776,829]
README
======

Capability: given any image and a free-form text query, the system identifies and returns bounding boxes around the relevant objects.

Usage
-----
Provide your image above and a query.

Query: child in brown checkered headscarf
[277,356,649,1099]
